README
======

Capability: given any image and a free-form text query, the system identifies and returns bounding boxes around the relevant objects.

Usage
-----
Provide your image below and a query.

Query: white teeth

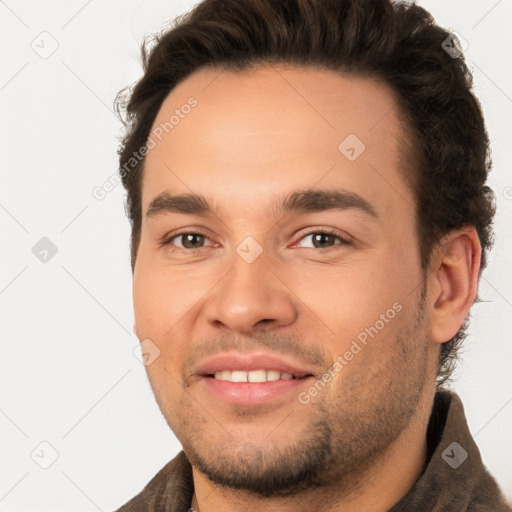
[213,369,296,382]
[248,369,267,383]
[218,370,231,381]
[266,370,281,381]
[231,370,248,382]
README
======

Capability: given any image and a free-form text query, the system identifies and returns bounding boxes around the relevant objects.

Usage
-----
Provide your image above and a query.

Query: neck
[191,382,436,512]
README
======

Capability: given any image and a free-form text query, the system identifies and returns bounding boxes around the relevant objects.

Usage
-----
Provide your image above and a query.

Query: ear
[427,227,482,344]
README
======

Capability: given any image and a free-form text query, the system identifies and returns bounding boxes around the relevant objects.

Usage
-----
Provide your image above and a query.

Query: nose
[203,249,298,333]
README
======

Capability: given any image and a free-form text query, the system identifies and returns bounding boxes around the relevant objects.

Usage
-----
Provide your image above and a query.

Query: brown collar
[389,390,510,511]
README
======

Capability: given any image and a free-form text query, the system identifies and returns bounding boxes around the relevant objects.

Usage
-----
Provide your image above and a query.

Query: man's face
[133,65,433,495]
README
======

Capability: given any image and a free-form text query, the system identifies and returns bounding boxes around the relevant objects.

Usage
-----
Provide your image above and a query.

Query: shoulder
[113,451,194,512]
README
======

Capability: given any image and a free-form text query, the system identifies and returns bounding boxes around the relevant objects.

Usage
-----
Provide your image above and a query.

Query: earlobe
[428,227,481,344]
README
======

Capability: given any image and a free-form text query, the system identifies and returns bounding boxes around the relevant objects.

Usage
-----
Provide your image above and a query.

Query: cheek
[133,264,193,402]
[133,258,207,336]
[290,257,412,341]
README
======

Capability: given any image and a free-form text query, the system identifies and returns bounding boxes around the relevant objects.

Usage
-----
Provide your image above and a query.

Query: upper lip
[195,352,316,378]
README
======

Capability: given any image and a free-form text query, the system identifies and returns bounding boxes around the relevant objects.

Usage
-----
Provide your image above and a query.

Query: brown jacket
[115,391,511,511]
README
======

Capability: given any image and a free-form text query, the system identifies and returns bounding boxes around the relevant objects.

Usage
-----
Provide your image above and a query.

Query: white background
[1,1,511,510]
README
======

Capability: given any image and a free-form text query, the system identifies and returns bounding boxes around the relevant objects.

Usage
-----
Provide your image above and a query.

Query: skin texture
[132,65,481,511]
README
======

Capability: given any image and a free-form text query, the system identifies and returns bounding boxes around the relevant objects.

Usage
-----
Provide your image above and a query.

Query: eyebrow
[145,188,378,220]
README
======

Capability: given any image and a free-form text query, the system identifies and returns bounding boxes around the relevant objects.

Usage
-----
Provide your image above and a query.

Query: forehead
[142,65,412,221]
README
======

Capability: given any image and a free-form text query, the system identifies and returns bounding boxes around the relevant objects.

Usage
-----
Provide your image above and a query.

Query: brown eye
[179,234,205,249]
[165,233,212,250]
[296,230,350,250]
[311,233,337,249]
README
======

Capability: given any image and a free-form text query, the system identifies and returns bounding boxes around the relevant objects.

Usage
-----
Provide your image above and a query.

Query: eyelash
[161,228,351,253]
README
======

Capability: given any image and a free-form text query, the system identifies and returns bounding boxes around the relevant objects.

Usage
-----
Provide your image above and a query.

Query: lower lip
[201,376,314,406]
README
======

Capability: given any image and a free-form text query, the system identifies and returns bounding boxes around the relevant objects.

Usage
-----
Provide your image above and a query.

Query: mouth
[200,372,316,406]
[206,369,314,382]
[195,352,318,406]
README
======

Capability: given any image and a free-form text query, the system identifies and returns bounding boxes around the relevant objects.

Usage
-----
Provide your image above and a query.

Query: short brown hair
[115,0,495,386]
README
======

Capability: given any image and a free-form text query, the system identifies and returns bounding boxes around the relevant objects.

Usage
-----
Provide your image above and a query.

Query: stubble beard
[157,293,430,499]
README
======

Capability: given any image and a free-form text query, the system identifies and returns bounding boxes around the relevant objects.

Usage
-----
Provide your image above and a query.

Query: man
[114,0,510,510]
